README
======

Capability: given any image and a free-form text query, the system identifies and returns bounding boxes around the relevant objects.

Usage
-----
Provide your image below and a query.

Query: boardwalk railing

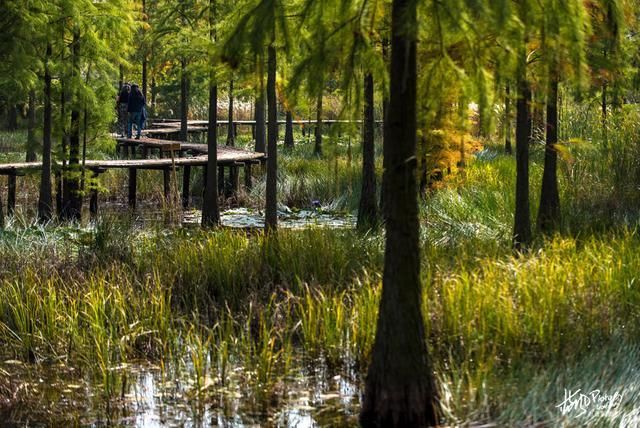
[0,137,266,218]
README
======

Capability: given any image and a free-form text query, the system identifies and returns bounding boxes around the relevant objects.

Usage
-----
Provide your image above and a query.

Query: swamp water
[0,208,361,427]
[0,354,360,427]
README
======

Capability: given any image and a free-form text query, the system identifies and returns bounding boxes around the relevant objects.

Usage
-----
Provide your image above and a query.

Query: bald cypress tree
[202,0,221,228]
[360,0,438,424]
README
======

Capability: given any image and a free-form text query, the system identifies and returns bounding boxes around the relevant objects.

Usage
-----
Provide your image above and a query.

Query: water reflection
[184,208,356,230]
[0,355,360,427]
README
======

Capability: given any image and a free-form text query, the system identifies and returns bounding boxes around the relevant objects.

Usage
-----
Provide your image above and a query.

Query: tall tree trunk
[26,90,37,162]
[180,58,189,142]
[38,43,53,222]
[255,67,266,153]
[314,89,323,156]
[380,38,390,213]
[6,104,18,131]
[202,0,220,228]
[226,78,234,146]
[357,73,378,230]
[59,54,68,218]
[284,110,294,148]
[63,28,82,221]
[142,0,148,100]
[265,43,278,231]
[81,65,91,191]
[360,0,438,425]
[513,41,532,250]
[151,76,157,108]
[537,71,560,233]
[142,59,148,101]
[505,84,513,155]
[602,83,607,146]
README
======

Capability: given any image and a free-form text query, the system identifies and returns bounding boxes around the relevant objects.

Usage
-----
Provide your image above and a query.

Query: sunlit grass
[2,116,640,425]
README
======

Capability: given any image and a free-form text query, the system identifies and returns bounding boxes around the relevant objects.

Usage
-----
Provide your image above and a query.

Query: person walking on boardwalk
[127,84,146,139]
[116,83,130,137]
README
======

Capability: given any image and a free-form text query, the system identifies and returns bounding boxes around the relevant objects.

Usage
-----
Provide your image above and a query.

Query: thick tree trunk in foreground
[357,73,378,230]
[505,84,513,155]
[227,79,235,146]
[537,74,560,233]
[314,90,323,156]
[284,110,294,148]
[202,0,220,228]
[38,43,53,222]
[180,58,189,142]
[63,29,82,221]
[26,90,38,162]
[360,0,438,425]
[265,43,278,232]
[513,45,532,250]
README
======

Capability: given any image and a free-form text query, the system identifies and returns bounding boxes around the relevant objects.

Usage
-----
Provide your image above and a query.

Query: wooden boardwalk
[0,138,266,217]
[151,119,381,126]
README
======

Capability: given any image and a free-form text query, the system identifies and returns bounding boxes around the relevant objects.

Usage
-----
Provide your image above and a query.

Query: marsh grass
[3,118,640,425]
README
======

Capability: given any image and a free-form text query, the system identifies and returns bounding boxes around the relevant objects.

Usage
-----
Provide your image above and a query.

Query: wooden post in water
[182,165,191,209]
[7,174,17,215]
[128,167,137,210]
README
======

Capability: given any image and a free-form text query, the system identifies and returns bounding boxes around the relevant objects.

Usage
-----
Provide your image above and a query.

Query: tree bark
[202,77,220,227]
[26,90,37,162]
[255,71,266,153]
[314,89,323,156]
[180,58,189,142]
[513,41,532,250]
[63,28,82,221]
[202,0,220,227]
[142,59,148,101]
[602,83,607,145]
[284,110,294,148]
[59,24,68,219]
[505,84,513,155]
[265,42,278,231]
[357,73,378,230]
[227,78,234,146]
[537,72,560,233]
[151,76,157,107]
[6,104,18,131]
[38,43,53,222]
[142,0,148,100]
[360,0,438,425]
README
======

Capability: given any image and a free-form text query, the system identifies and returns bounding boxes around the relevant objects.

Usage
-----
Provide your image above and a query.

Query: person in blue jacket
[127,84,146,139]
